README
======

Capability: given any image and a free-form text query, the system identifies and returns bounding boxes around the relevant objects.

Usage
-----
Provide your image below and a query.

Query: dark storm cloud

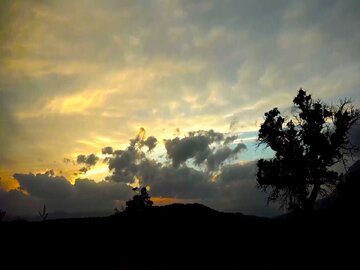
[102,146,113,155]
[2,147,279,217]
[138,159,277,216]
[165,136,210,168]
[0,188,41,217]
[79,167,89,173]
[108,146,145,183]
[206,143,246,171]
[164,129,225,168]
[109,156,215,199]
[4,172,133,216]
[142,136,158,152]
[130,127,146,147]
[107,129,247,186]
[232,143,247,154]
[218,161,257,183]
[15,172,73,201]
[203,160,279,216]
[77,153,99,166]
[164,130,244,169]
[106,128,159,182]
[224,135,238,145]
[206,147,233,171]
[188,130,225,143]
[147,166,216,199]
[100,129,278,215]
[128,128,158,152]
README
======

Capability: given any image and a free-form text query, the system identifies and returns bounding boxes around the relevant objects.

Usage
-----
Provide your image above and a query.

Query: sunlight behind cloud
[80,164,110,182]
[1,0,359,217]
[46,89,116,114]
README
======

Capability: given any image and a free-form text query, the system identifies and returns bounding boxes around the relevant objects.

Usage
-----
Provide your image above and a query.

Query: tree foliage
[257,89,360,211]
[126,186,153,212]
[0,209,5,222]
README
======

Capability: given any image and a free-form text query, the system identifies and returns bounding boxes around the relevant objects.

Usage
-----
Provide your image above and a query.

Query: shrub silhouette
[125,186,153,212]
[257,89,360,212]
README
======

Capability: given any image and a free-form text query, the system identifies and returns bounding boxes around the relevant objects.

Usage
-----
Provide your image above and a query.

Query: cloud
[1,128,279,217]
[129,128,158,152]
[108,146,145,183]
[0,189,41,217]
[2,172,133,216]
[224,135,238,145]
[14,172,73,201]
[44,89,115,115]
[1,0,358,218]
[165,136,210,168]
[146,166,216,199]
[203,161,279,216]
[106,129,248,187]
[164,129,225,168]
[101,146,113,155]
[218,162,257,183]
[206,147,232,171]
[130,127,146,147]
[79,167,89,173]
[232,143,247,154]
[100,128,278,215]
[142,136,158,152]
[77,154,99,166]
[206,143,246,171]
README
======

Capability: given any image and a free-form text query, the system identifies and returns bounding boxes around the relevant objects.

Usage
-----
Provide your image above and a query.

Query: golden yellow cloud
[46,89,116,114]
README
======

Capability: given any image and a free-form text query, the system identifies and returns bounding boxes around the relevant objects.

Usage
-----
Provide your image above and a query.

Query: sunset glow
[1,0,359,218]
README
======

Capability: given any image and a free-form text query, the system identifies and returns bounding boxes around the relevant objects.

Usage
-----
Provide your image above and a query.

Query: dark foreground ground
[1,203,358,269]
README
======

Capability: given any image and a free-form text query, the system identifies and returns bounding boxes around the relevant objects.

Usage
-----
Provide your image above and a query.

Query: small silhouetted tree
[257,89,360,212]
[38,204,48,221]
[126,187,153,212]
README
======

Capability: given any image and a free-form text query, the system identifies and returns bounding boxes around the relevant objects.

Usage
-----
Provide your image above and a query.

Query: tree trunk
[305,184,320,212]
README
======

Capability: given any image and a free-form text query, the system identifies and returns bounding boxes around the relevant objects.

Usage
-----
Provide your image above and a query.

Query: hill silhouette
[1,160,359,269]
[2,160,359,269]
[1,200,357,269]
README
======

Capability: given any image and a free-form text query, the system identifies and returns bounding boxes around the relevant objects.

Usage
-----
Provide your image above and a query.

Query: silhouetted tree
[38,204,48,221]
[333,160,360,212]
[0,209,5,222]
[113,204,125,215]
[126,186,153,212]
[257,89,360,212]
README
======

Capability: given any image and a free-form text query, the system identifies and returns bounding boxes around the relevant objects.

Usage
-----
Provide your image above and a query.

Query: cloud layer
[1,1,359,217]
[1,129,279,217]
[0,172,132,216]
[1,0,359,178]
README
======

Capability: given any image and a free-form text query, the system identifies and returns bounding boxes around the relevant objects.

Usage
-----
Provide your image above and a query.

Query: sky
[1,0,360,218]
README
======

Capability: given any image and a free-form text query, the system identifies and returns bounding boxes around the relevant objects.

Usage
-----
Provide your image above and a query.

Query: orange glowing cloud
[0,173,19,191]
